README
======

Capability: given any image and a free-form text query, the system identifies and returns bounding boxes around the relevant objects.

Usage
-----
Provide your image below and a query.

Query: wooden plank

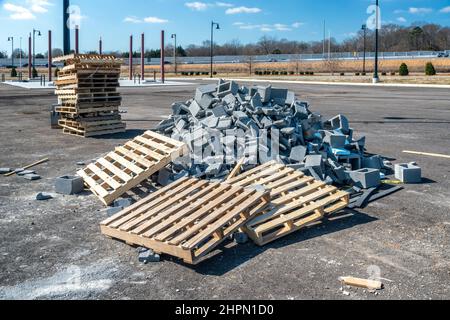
[339,277,383,290]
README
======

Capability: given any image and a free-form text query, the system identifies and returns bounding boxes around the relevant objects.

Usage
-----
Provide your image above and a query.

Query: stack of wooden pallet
[53,54,126,138]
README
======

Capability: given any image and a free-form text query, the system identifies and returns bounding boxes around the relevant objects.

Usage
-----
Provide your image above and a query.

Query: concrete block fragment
[188,100,202,118]
[324,131,347,148]
[205,163,223,177]
[212,105,227,117]
[198,94,214,109]
[305,155,323,178]
[338,154,362,170]
[17,170,36,176]
[348,168,381,189]
[281,127,295,135]
[113,198,133,208]
[234,232,249,244]
[195,84,216,102]
[271,88,288,105]
[36,193,53,201]
[55,176,84,195]
[201,116,219,128]
[158,168,173,186]
[395,163,422,184]
[217,81,239,98]
[329,115,350,134]
[362,155,383,169]
[250,93,263,109]
[216,118,232,130]
[257,85,272,103]
[0,168,11,174]
[286,91,295,106]
[106,206,123,217]
[260,117,273,128]
[138,249,161,264]
[290,145,307,163]
[14,168,25,174]
[23,174,41,181]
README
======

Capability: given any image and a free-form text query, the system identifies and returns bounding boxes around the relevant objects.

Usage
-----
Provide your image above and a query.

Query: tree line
[1,23,448,59]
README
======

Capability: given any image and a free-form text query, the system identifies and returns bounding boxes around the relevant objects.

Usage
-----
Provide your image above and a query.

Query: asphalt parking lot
[0,80,449,300]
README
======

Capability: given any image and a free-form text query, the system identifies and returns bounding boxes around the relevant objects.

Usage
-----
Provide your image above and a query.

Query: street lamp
[33,29,41,69]
[373,0,380,83]
[171,33,177,75]
[7,37,14,68]
[361,24,367,74]
[210,21,220,78]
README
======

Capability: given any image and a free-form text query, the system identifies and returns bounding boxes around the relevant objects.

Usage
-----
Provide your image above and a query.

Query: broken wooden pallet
[227,161,349,246]
[77,130,187,205]
[100,177,271,264]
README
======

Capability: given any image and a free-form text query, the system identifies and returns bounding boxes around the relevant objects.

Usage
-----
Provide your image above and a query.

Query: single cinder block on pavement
[55,175,84,195]
[348,168,381,189]
[24,174,41,181]
[395,162,422,184]
[139,249,161,264]
[0,168,11,174]
[113,198,133,209]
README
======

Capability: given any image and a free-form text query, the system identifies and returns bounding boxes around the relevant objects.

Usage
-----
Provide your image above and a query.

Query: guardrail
[0,49,448,67]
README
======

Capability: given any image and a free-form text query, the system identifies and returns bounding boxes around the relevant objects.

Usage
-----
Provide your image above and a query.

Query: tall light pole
[210,21,220,78]
[63,0,70,55]
[373,0,380,83]
[33,29,41,69]
[7,37,14,68]
[322,20,326,59]
[19,37,22,69]
[362,24,367,74]
[171,33,177,75]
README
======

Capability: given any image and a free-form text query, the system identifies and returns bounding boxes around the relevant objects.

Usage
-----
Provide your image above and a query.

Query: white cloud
[226,6,261,14]
[124,16,142,23]
[3,3,36,20]
[409,7,432,14]
[291,22,304,28]
[27,0,52,13]
[124,16,168,24]
[216,2,233,7]
[440,6,450,13]
[185,2,209,11]
[397,17,407,23]
[235,22,299,32]
[143,16,168,23]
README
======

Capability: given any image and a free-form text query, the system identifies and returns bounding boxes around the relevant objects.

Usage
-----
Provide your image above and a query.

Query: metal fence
[1,49,448,67]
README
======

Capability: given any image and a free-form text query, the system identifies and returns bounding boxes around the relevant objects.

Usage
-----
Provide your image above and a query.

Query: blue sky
[1,0,449,54]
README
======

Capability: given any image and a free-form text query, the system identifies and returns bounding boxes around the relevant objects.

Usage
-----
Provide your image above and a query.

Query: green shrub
[425,62,436,76]
[32,67,38,78]
[361,72,366,76]
[340,72,345,76]
[399,63,409,76]
[54,67,60,77]
[299,72,305,75]
[390,72,396,76]
[289,71,295,75]
[382,72,387,76]
[355,72,360,76]
[10,67,17,77]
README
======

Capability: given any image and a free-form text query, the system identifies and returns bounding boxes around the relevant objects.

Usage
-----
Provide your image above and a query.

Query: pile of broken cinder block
[155,79,390,189]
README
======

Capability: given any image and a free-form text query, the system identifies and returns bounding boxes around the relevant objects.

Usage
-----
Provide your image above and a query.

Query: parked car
[184,61,194,65]
[45,63,57,67]
[437,52,449,58]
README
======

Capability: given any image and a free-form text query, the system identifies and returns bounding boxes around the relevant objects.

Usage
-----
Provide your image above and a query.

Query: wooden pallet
[227,161,350,246]
[100,177,271,264]
[53,53,120,63]
[62,125,126,138]
[77,130,188,205]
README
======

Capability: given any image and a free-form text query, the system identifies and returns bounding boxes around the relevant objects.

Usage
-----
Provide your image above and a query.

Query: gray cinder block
[106,206,123,217]
[158,168,173,187]
[234,232,249,244]
[55,176,84,195]
[362,155,383,169]
[395,163,422,183]
[329,115,350,133]
[113,198,133,209]
[23,174,41,181]
[305,155,324,178]
[290,145,307,163]
[139,249,161,264]
[0,168,12,174]
[324,131,347,148]
[348,168,381,189]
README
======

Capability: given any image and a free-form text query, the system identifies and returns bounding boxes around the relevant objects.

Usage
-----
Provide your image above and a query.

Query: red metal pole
[129,35,133,80]
[161,30,165,83]
[141,33,145,80]
[28,34,32,79]
[99,37,102,55]
[75,25,79,54]
[48,30,52,81]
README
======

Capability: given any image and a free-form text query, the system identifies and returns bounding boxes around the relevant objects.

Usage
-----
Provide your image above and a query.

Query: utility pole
[63,0,70,55]
[75,25,79,54]
[99,37,102,54]
[7,37,14,68]
[48,30,52,81]
[362,24,367,74]
[28,34,32,79]
[171,33,177,75]
[328,31,331,61]
[19,37,22,69]
[210,21,220,78]
[373,0,380,83]
[323,20,326,59]
[129,35,133,80]
[141,33,145,80]
[161,30,165,83]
